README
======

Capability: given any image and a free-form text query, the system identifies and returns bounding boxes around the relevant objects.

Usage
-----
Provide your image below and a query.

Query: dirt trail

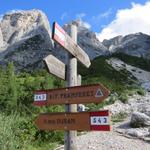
[75,130,150,150]
[55,94,150,150]
[56,126,150,150]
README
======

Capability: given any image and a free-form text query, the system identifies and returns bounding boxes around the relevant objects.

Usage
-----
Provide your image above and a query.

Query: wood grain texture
[52,22,91,68]
[43,55,66,80]
[33,84,110,106]
[35,110,111,131]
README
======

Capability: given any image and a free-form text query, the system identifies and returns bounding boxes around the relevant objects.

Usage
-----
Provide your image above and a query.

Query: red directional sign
[35,110,111,131]
[52,22,91,68]
[33,84,110,106]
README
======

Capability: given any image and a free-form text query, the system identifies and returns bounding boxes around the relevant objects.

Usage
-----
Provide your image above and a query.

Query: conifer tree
[0,65,8,110]
[6,62,18,111]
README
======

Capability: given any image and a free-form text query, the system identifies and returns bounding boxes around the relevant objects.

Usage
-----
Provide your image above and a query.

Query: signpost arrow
[43,54,66,80]
[35,110,111,131]
[52,22,91,68]
[33,84,110,106]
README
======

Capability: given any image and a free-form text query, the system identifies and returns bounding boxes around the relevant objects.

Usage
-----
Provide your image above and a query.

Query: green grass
[0,53,148,149]
[0,112,63,150]
[112,112,128,123]
[0,113,27,150]
[78,56,135,109]
[79,56,136,95]
[26,143,58,150]
[136,88,146,96]
[78,54,148,106]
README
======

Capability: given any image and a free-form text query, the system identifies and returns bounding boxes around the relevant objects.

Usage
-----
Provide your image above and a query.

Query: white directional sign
[90,116,109,125]
[34,94,47,101]
[43,55,66,80]
[52,22,91,68]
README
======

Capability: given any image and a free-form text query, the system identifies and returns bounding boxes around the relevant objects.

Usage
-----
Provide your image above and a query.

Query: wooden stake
[64,23,78,150]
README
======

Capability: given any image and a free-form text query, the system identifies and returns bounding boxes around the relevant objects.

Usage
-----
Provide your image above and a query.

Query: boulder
[104,100,130,115]
[126,128,149,138]
[138,104,150,117]
[130,111,150,128]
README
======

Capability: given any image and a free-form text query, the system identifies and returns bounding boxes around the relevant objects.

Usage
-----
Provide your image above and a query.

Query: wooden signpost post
[34,22,111,150]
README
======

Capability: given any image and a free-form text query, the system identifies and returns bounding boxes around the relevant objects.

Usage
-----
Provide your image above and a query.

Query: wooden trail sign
[35,110,111,131]
[52,22,91,68]
[33,84,110,106]
[43,55,66,80]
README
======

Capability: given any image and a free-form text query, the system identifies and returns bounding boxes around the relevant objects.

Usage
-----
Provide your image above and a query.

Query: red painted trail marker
[33,84,110,106]
[35,110,111,131]
[52,22,91,68]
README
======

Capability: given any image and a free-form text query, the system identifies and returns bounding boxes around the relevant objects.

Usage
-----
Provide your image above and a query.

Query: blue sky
[0,0,149,40]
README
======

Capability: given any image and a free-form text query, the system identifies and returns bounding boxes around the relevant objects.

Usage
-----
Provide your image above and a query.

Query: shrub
[112,112,128,122]
[108,94,118,104]
[0,112,63,150]
[136,88,145,96]
[0,113,25,150]
[119,93,128,103]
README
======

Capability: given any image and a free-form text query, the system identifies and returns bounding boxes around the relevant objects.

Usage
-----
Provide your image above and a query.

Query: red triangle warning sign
[95,89,103,97]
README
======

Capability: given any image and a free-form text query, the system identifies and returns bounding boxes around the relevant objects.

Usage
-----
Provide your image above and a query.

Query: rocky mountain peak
[0,9,53,71]
[103,32,150,59]
[0,9,150,71]
[0,9,52,47]
[103,35,123,48]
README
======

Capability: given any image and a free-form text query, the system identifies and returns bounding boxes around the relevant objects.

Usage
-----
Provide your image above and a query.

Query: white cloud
[92,8,112,21]
[75,12,91,29]
[81,20,91,29]
[0,15,3,22]
[60,12,68,21]
[97,1,150,41]
[76,13,86,19]
[100,8,112,18]
[74,19,91,29]
[6,9,28,15]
